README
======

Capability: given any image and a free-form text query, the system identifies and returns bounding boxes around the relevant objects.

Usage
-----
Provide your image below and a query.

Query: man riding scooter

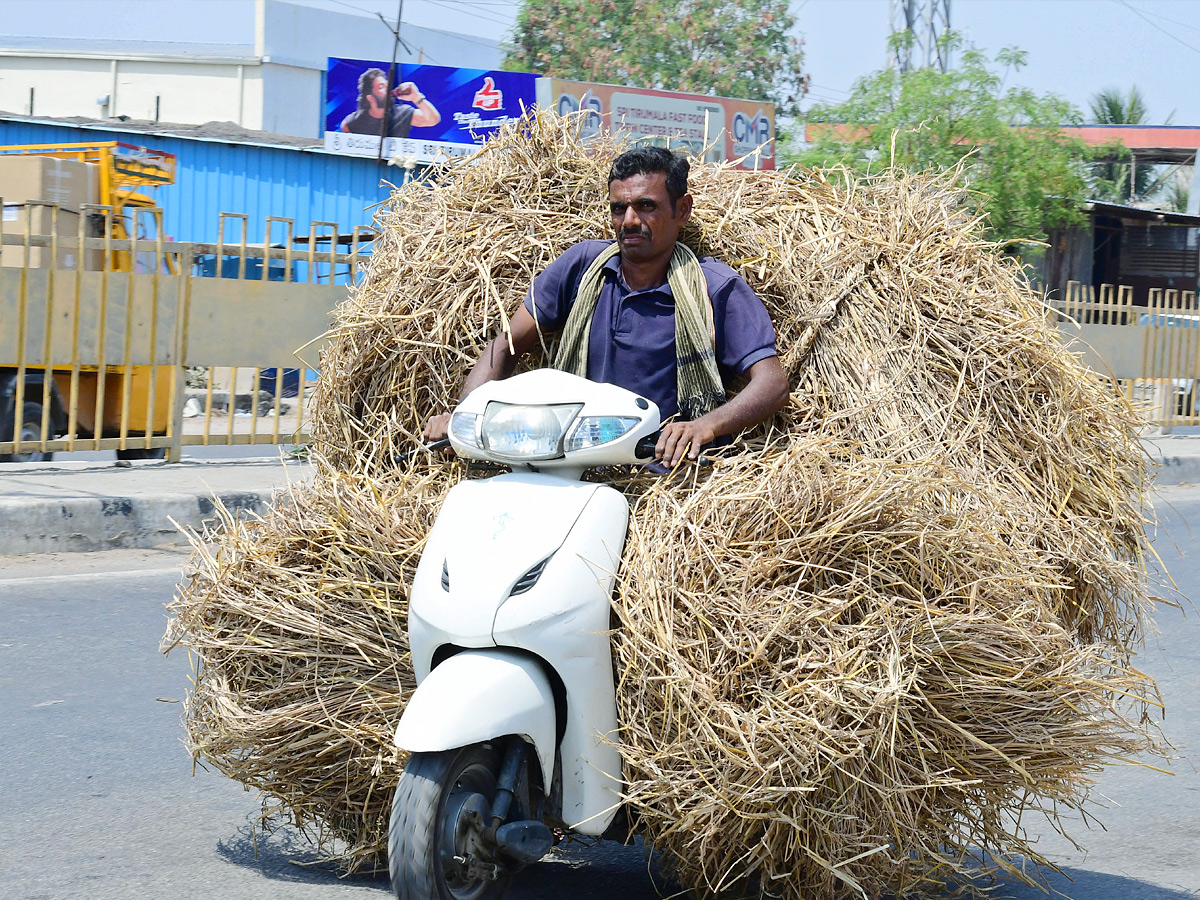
[392,146,792,900]
[424,145,790,463]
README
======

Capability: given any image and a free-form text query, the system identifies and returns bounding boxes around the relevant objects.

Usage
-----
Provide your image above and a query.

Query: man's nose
[620,207,641,230]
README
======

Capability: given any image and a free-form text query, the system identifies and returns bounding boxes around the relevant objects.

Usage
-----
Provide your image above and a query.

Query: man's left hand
[655,420,717,468]
[394,81,424,103]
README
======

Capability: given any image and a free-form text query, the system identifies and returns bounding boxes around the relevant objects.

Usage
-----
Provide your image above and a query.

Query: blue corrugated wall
[0,117,410,244]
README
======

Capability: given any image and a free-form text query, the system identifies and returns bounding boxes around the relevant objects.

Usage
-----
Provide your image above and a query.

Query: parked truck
[1,142,178,461]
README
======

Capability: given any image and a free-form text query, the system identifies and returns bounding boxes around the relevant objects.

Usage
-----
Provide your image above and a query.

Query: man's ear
[676,192,694,223]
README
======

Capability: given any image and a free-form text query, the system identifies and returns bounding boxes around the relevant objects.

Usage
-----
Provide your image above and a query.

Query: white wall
[261,0,501,70]
[0,56,113,119]
[262,0,394,68]
[0,53,259,127]
[259,63,320,136]
[112,60,254,125]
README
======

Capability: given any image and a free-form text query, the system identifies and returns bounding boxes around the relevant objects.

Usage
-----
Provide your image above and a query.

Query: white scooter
[389,368,662,900]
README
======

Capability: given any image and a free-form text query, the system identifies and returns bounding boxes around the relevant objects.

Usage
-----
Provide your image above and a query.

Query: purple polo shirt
[524,240,777,421]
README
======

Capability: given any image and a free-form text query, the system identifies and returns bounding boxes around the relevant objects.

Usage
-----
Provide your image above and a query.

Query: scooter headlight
[563,416,641,452]
[481,402,582,460]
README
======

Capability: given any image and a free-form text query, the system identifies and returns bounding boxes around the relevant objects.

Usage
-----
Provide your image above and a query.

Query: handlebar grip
[634,432,660,460]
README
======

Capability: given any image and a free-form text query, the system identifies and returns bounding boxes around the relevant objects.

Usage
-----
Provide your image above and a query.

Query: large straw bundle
[165,112,1161,898]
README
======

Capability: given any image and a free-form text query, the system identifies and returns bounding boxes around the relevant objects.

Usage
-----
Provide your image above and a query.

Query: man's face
[371,76,389,105]
[609,172,692,264]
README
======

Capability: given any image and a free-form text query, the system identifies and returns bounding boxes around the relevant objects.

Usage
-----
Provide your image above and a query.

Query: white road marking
[0,566,184,588]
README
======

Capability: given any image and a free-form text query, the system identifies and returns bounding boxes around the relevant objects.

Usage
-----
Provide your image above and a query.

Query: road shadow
[214,821,387,888]
[214,825,671,898]
[963,858,1198,900]
[211,824,1197,900]
[510,837,675,900]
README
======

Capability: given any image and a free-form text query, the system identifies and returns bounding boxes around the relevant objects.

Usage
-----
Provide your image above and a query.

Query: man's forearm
[695,357,789,438]
[696,382,785,438]
[459,335,518,400]
[655,356,789,466]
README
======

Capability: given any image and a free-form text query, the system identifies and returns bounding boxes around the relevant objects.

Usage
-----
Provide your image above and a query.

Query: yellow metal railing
[5,209,1198,463]
[1,204,368,461]
[1043,281,1200,430]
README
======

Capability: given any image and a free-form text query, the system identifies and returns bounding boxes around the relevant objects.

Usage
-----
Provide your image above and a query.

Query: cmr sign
[536,78,775,170]
[732,110,772,158]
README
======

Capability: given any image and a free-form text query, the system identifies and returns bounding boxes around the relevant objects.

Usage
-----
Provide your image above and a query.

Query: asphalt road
[2,487,1199,900]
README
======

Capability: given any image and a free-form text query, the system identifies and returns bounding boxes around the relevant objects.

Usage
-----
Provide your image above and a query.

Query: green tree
[1090,85,1149,126]
[504,0,808,114]
[1088,86,1154,203]
[791,35,1099,245]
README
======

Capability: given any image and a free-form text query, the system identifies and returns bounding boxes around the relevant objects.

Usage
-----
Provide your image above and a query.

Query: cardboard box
[0,156,101,270]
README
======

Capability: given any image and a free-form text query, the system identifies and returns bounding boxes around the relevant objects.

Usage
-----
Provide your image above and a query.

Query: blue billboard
[324,58,539,163]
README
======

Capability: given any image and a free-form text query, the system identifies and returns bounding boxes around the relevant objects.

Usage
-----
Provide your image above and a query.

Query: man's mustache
[620,227,650,238]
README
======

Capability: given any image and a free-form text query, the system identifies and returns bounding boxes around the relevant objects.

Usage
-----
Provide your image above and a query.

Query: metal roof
[1083,199,1200,227]
[1062,126,1200,164]
[0,115,409,246]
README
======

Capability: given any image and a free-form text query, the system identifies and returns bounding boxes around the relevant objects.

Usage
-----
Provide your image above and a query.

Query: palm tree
[1090,86,1149,127]
[1089,86,1155,203]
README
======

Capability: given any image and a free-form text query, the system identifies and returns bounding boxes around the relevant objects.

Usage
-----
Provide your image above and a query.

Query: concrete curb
[1151,455,1200,486]
[0,489,274,554]
[0,457,309,556]
[1143,438,1200,487]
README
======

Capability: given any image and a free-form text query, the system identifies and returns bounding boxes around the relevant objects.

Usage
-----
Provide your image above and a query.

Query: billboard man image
[339,67,441,138]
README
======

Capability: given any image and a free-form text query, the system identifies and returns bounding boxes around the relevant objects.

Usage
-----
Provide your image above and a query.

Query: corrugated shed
[0,116,409,244]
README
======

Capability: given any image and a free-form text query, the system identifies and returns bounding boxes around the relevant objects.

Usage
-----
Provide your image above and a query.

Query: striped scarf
[552,242,725,420]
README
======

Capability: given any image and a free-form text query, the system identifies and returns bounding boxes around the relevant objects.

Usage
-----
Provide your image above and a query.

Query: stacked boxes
[0,156,100,270]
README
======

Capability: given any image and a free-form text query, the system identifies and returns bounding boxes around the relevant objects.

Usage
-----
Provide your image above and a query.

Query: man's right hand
[421,304,542,450]
[424,413,452,443]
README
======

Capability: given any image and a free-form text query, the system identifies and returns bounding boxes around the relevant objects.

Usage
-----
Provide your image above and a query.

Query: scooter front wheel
[389,744,513,900]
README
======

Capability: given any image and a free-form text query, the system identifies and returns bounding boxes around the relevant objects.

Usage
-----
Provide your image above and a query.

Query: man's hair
[357,67,388,110]
[608,146,689,205]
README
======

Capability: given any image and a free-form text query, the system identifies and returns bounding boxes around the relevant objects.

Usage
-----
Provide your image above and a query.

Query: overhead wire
[1112,0,1200,58]
[1118,1,1200,35]
[320,0,515,33]
[419,0,515,29]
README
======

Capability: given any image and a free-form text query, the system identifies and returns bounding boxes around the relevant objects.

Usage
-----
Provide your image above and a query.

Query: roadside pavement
[0,452,311,555]
[3,435,1200,557]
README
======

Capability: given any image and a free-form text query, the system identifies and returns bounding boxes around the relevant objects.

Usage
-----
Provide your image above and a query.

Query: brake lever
[392,438,451,465]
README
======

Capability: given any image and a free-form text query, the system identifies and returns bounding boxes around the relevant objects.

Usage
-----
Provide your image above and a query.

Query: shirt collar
[602,250,674,297]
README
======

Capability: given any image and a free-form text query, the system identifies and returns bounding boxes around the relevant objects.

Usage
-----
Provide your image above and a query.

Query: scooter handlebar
[634,431,660,460]
[633,431,721,468]
[393,438,451,465]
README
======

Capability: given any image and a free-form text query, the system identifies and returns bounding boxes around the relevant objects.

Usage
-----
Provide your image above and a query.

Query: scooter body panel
[491,483,627,835]
[408,472,629,836]
[410,473,601,667]
[393,649,556,790]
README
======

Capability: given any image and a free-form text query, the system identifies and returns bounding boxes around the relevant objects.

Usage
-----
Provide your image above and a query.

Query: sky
[345,0,1200,125]
[3,0,1200,124]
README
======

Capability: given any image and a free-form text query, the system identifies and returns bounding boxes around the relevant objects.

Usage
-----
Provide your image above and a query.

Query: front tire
[389,744,513,900]
[0,401,53,462]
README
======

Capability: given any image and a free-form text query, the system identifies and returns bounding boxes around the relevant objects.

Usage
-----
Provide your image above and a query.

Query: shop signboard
[324,57,539,163]
[535,78,775,170]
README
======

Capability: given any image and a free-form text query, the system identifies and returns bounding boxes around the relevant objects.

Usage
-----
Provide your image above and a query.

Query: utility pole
[889,0,952,73]
[377,0,407,165]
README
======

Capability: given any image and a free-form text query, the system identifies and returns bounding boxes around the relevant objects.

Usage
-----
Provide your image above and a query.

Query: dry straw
[164,111,1162,898]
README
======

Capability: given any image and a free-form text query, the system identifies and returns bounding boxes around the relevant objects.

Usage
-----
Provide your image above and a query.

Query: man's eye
[610,205,626,215]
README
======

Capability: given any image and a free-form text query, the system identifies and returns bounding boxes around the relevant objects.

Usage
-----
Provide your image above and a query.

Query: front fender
[394,649,556,791]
